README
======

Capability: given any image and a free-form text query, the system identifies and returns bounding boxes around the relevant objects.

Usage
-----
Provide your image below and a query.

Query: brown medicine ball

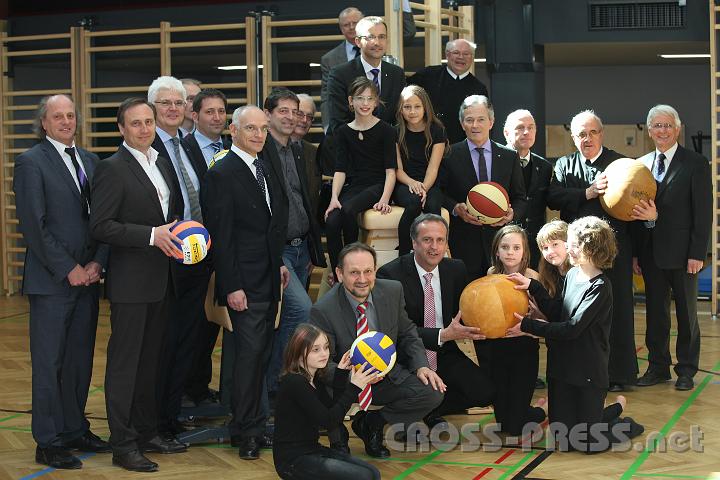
[599,158,657,221]
[459,274,529,338]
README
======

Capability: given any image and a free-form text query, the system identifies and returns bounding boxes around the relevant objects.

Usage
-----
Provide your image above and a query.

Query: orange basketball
[466,182,509,224]
[459,274,529,338]
[599,158,657,221]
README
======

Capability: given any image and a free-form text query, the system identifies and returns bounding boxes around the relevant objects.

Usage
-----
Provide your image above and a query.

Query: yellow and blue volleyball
[170,220,211,265]
[350,331,397,376]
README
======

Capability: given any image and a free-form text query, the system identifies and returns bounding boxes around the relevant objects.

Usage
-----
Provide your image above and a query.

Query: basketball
[599,158,657,221]
[350,331,397,376]
[170,220,212,265]
[459,274,529,338]
[466,182,510,224]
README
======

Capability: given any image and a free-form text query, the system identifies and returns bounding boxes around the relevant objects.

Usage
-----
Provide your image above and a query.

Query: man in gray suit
[14,94,109,469]
[310,243,444,458]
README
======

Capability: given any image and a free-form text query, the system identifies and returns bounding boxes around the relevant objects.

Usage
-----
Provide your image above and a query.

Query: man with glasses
[408,39,488,143]
[201,105,289,460]
[632,105,711,391]
[147,76,210,444]
[547,109,638,393]
[261,88,326,410]
[291,93,322,218]
[326,15,406,134]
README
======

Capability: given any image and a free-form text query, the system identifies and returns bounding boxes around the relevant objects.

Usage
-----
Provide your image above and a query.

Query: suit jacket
[181,132,231,181]
[90,145,182,303]
[517,152,553,241]
[309,279,428,384]
[377,254,469,355]
[298,139,321,219]
[201,148,288,303]
[262,139,326,268]
[636,145,711,269]
[320,42,350,131]
[14,140,108,295]
[326,56,406,134]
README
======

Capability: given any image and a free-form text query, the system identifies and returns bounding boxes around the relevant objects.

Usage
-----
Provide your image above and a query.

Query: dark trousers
[106,298,168,454]
[435,347,495,416]
[277,446,381,480]
[366,367,444,427]
[157,262,211,431]
[639,250,701,378]
[228,301,276,437]
[448,218,494,281]
[29,287,99,448]
[184,319,220,401]
[393,184,442,255]
[547,377,609,453]
[325,183,384,272]
[606,231,638,384]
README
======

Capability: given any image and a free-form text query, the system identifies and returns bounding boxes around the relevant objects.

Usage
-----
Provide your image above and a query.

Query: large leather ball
[599,158,657,221]
[466,182,509,224]
[459,274,529,338]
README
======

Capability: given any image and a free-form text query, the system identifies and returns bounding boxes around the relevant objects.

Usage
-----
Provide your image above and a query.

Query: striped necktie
[423,273,438,371]
[356,301,372,410]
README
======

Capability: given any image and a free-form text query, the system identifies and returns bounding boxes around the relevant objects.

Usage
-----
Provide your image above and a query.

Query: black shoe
[353,412,389,458]
[230,433,271,448]
[65,430,111,453]
[238,436,260,460]
[112,449,158,472]
[35,446,82,469]
[675,375,694,391]
[329,442,351,454]
[424,414,448,430]
[608,383,625,392]
[140,435,187,454]
[636,371,671,387]
[535,377,546,389]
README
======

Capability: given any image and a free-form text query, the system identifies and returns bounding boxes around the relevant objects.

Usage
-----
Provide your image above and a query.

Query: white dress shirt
[360,55,382,92]
[414,257,445,346]
[641,142,677,183]
[46,136,88,193]
[232,144,271,211]
[446,67,470,81]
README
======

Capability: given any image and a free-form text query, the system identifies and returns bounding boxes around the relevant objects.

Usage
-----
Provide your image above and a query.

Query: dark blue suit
[13,138,108,448]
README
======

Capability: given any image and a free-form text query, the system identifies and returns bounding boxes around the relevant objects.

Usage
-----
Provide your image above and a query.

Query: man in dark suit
[632,104,711,391]
[503,109,553,269]
[547,110,637,391]
[262,88,327,401]
[408,39,489,144]
[90,98,186,472]
[291,93,322,219]
[201,105,289,460]
[377,214,495,425]
[325,15,406,134]
[439,95,527,281]
[310,243,444,458]
[146,76,213,441]
[14,94,109,470]
[181,88,230,407]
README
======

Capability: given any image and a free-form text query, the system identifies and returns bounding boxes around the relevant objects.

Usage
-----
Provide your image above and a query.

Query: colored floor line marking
[0,413,23,423]
[473,448,516,479]
[509,450,553,480]
[620,360,720,480]
[18,453,95,480]
[496,451,537,480]
[0,425,32,432]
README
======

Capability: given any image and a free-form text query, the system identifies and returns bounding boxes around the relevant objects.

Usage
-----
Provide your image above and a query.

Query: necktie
[210,141,223,155]
[656,153,666,180]
[171,137,203,223]
[423,273,438,371]
[65,147,90,215]
[356,301,373,410]
[370,68,380,92]
[353,46,361,58]
[475,147,488,182]
[252,158,268,200]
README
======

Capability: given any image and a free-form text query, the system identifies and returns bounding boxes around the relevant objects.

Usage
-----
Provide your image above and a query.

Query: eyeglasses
[295,111,314,121]
[154,100,186,109]
[242,124,269,134]
[353,95,377,104]
[448,50,473,58]
[650,122,675,130]
[358,34,387,42]
[573,129,600,140]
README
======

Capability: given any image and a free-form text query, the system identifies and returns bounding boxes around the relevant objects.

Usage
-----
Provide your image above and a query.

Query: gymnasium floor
[0,295,717,480]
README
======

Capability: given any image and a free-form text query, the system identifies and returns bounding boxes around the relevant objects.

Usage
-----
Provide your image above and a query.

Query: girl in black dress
[325,77,397,278]
[393,85,448,254]
[273,323,380,479]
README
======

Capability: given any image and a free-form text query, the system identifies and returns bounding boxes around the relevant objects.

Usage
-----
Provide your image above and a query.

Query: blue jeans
[267,241,312,394]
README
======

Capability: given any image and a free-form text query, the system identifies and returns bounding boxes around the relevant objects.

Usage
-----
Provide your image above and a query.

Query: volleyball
[459,274,529,338]
[466,182,510,224]
[350,331,397,377]
[599,158,657,221]
[170,220,211,265]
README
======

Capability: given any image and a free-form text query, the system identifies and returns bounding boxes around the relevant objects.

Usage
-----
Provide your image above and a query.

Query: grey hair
[32,94,79,139]
[179,78,201,88]
[355,16,386,37]
[647,104,681,128]
[459,95,494,123]
[570,109,603,135]
[339,6,363,20]
[148,76,187,103]
[445,38,477,53]
[296,93,316,113]
[231,105,262,126]
[503,109,534,133]
[410,213,449,242]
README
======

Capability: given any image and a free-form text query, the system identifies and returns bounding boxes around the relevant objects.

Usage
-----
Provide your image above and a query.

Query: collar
[230,144,257,168]
[343,287,374,312]
[345,40,357,57]
[467,138,492,153]
[193,129,221,149]
[46,136,76,156]
[123,141,159,164]
[269,132,290,150]
[655,142,678,162]
[155,127,178,145]
[581,146,604,164]
[360,55,382,75]
[446,66,470,80]
[414,256,439,281]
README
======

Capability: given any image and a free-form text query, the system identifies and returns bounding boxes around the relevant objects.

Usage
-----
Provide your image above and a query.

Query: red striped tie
[423,273,438,371]
[356,301,372,410]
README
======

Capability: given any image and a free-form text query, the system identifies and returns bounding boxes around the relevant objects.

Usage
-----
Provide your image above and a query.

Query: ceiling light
[658,54,709,59]
[217,65,264,70]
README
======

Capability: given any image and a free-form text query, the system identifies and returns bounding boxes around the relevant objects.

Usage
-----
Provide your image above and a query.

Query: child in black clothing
[273,323,381,479]
[508,216,643,453]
